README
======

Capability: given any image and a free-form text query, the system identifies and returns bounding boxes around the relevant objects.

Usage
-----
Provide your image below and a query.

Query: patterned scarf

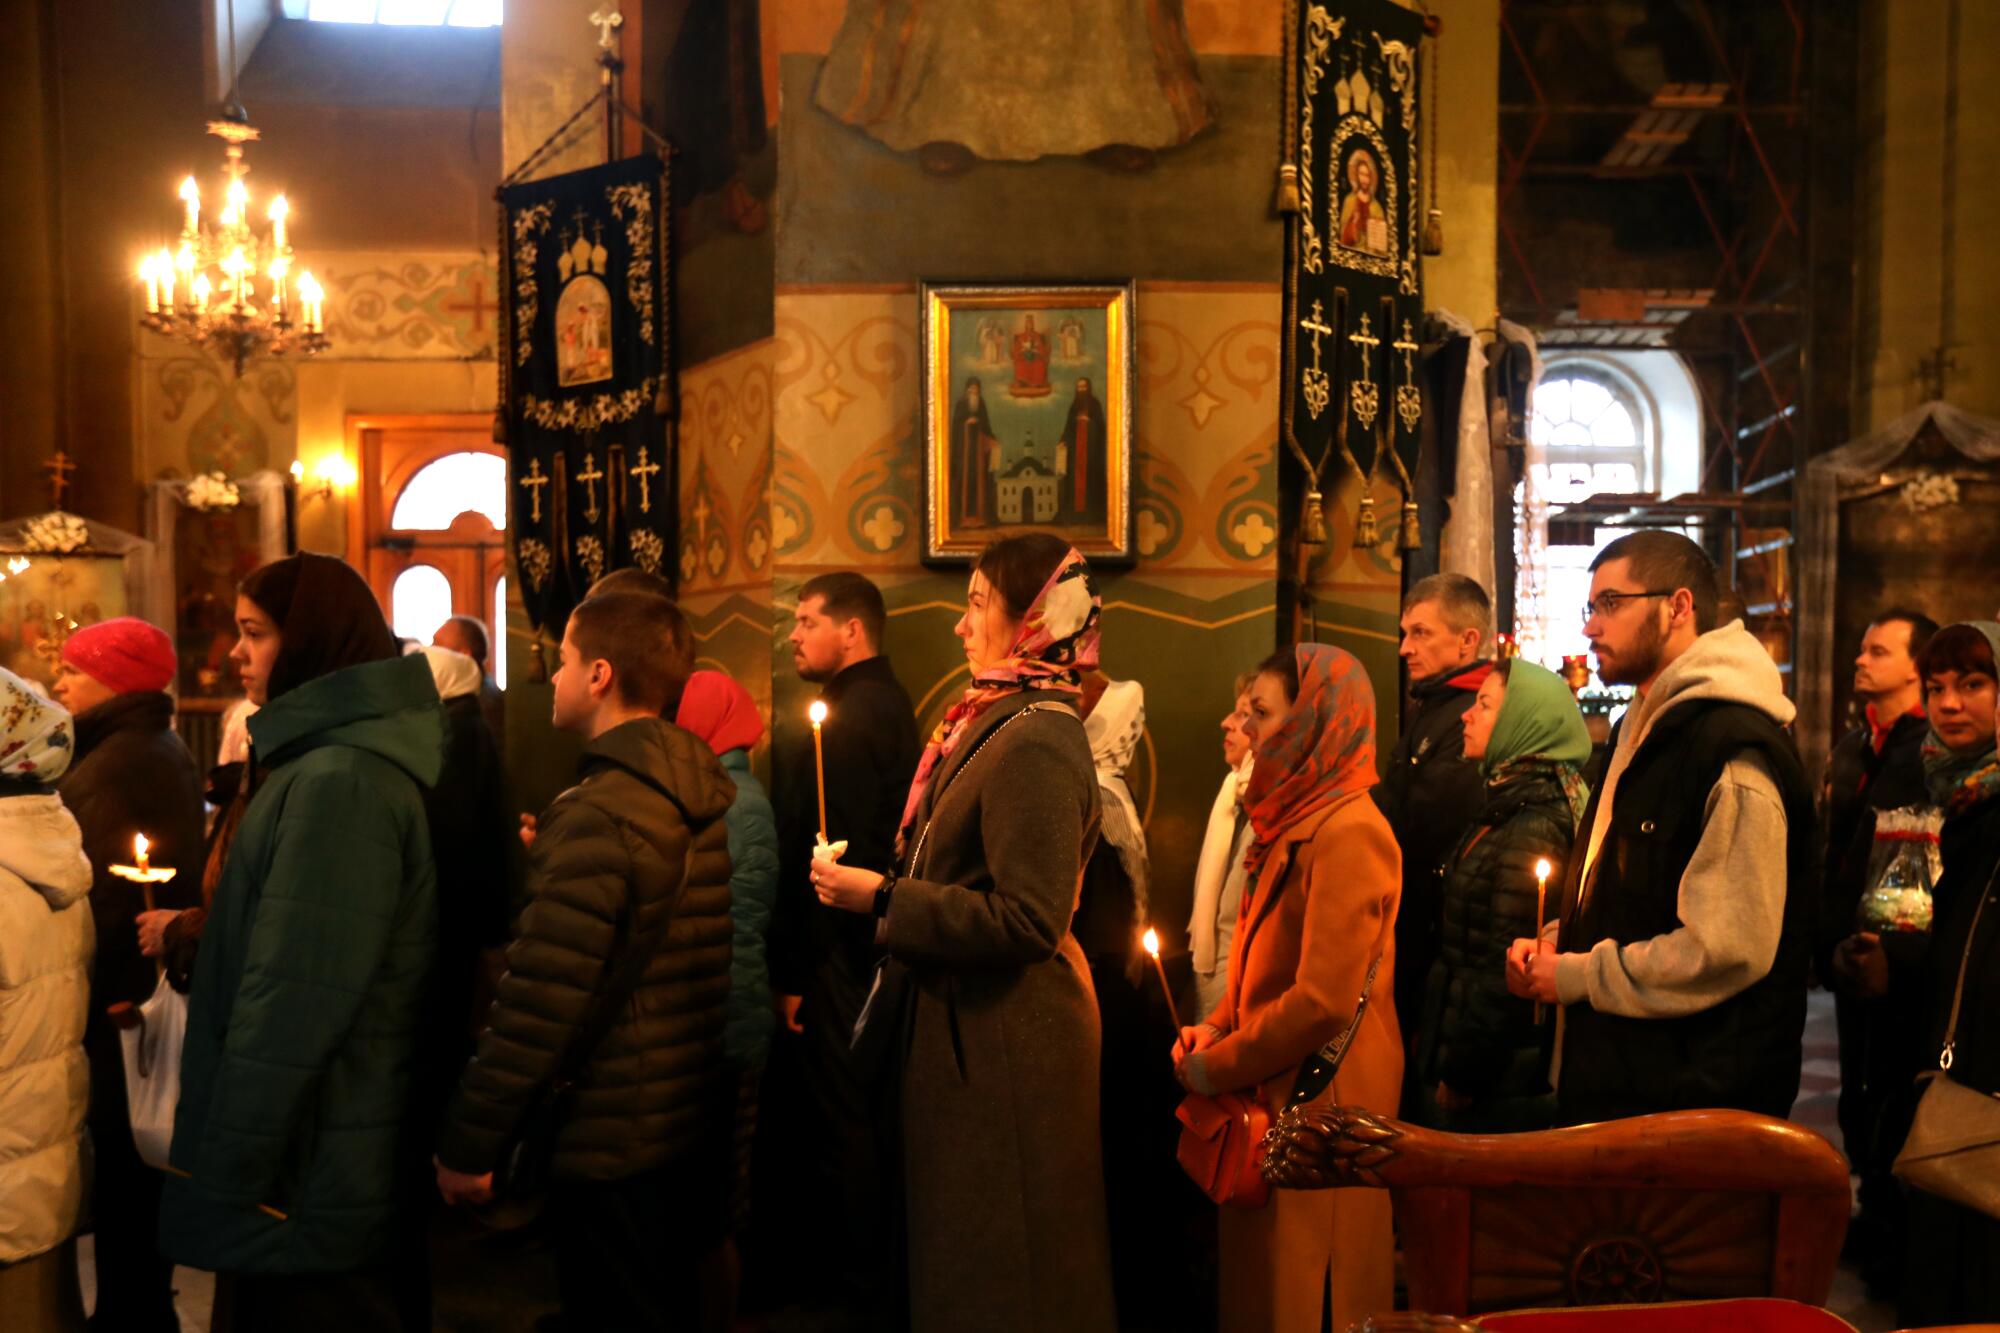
[1488,756,1592,829]
[1921,620,2000,817]
[1242,644,1378,880]
[897,548,1102,844]
[0,668,74,785]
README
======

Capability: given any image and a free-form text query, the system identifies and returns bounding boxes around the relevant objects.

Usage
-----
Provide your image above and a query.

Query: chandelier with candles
[138,102,325,378]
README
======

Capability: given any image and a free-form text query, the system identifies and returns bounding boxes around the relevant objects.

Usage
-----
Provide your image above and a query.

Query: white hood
[1620,620,1794,754]
[418,644,485,702]
[0,794,92,911]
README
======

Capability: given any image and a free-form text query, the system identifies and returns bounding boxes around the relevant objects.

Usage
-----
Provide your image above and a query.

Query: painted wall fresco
[758,284,1281,935]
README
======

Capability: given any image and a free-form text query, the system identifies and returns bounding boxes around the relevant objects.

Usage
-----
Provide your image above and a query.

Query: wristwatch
[872,869,899,919]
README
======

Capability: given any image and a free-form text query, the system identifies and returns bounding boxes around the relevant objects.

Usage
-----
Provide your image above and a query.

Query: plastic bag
[1857,804,1943,934]
[118,972,187,1170]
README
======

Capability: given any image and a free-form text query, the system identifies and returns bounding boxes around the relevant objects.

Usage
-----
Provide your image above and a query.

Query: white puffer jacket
[0,793,95,1264]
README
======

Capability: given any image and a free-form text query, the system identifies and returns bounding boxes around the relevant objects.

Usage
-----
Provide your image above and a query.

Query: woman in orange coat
[1173,643,1403,1333]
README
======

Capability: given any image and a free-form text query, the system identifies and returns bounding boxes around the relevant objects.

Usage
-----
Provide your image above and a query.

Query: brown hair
[1589,531,1719,633]
[566,591,695,716]
[1257,648,1300,704]
[590,567,674,600]
[1232,669,1258,700]
[1918,623,1998,684]
[975,532,1073,621]
[799,571,888,649]
[440,614,489,667]
[1874,606,1940,659]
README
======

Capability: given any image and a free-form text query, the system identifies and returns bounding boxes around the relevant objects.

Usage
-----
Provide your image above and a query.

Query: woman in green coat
[160,554,445,1331]
[1413,658,1590,1133]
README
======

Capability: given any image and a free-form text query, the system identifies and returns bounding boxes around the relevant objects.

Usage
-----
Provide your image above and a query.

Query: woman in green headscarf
[1412,659,1591,1132]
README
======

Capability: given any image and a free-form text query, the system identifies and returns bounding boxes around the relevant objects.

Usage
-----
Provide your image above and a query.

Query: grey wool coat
[878,691,1117,1333]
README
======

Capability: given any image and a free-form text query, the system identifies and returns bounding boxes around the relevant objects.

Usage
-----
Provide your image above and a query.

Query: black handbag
[476,840,695,1228]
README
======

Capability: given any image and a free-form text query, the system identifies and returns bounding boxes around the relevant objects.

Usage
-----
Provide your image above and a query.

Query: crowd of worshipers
[0,531,1996,1332]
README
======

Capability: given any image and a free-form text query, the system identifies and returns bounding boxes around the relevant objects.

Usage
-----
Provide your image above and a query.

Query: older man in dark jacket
[436,591,735,1332]
[53,616,203,1333]
[1375,574,1494,1083]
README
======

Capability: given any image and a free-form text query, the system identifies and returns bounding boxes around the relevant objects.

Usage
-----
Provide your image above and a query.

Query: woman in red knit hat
[51,616,205,1331]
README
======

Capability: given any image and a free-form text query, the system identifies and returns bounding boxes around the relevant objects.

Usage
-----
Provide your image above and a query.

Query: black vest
[1556,699,1816,1122]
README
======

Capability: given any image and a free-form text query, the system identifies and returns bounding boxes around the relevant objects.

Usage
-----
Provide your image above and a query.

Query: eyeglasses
[1581,590,1674,623]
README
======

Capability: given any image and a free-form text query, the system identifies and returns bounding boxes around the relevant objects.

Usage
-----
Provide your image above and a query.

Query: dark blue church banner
[498,152,675,652]
[1282,0,1426,550]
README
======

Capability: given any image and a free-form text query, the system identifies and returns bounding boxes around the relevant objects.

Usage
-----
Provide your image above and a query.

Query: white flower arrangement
[183,471,241,512]
[20,511,90,554]
[1899,472,1961,513]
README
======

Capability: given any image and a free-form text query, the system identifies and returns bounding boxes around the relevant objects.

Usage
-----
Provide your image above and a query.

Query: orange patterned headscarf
[1242,643,1379,878]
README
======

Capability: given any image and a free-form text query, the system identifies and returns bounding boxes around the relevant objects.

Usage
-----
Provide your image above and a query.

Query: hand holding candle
[1533,857,1552,1024]
[110,834,178,978]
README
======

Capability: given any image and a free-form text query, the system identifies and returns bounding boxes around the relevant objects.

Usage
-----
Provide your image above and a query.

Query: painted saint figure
[1338,149,1391,255]
[951,378,1000,527]
[1011,315,1052,398]
[1058,377,1107,520]
[979,318,1008,367]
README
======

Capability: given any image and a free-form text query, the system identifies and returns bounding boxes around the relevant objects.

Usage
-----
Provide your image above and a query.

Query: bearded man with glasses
[1505,530,1816,1123]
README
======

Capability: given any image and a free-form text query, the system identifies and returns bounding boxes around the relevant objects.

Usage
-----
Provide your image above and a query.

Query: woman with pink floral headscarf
[811,532,1116,1333]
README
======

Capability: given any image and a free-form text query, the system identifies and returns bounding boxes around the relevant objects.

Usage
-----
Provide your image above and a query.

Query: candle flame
[808,700,829,726]
[296,271,323,303]
[140,253,159,283]
[134,833,150,863]
[268,194,288,222]
[1535,858,1552,880]
[179,176,200,203]
[1142,927,1161,957]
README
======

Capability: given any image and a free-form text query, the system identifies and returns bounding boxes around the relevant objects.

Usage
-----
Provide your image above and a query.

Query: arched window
[491,575,507,690]
[391,564,453,642]
[1517,352,1705,665]
[391,451,507,531]
[296,0,502,25]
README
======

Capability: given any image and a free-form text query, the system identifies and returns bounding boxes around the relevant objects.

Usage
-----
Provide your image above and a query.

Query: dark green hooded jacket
[160,653,445,1273]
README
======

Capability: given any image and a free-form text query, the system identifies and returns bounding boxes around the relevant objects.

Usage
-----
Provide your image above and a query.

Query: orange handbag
[1175,1090,1274,1209]
[1175,953,1381,1210]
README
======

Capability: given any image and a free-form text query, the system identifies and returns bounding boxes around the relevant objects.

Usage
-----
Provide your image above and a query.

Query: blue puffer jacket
[719,748,779,1070]
[161,654,444,1274]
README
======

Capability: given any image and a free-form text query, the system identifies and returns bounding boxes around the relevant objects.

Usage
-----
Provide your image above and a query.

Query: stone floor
[84,993,1900,1332]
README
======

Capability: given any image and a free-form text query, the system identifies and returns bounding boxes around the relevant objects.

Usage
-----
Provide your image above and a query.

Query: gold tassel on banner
[1422,208,1444,256]
[526,631,550,683]
[1353,493,1380,548]
[1400,499,1422,550]
[1302,489,1328,545]
[1276,163,1301,215]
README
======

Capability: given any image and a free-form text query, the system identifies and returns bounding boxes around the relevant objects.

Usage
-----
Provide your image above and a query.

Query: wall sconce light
[291,453,356,500]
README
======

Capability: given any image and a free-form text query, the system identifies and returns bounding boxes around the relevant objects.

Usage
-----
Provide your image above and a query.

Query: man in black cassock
[767,572,920,1327]
[1058,376,1107,521]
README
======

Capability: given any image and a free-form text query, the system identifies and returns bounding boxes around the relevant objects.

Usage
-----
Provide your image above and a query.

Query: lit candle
[179,176,200,234]
[175,243,195,308]
[296,271,323,332]
[222,246,248,307]
[157,249,176,309]
[135,832,152,874]
[140,255,160,313]
[268,194,288,252]
[808,699,829,842]
[1141,927,1188,1051]
[223,178,247,229]
[108,832,178,916]
[1533,857,1553,1025]
[192,272,211,312]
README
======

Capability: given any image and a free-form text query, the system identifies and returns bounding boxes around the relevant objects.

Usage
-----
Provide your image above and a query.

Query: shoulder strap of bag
[1939,860,2000,1073]
[1283,951,1383,1111]
[550,831,701,1093]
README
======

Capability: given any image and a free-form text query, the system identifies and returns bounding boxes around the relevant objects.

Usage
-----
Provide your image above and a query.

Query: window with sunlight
[392,451,508,531]
[298,0,502,26]
[1528,374,1648,504]
[392,565,454,644]
[492,575,508,691]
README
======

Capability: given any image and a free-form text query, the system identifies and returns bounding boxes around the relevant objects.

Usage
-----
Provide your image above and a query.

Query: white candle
[808,699,829,841]
[140,255,159,313]
[268,194,288,252]
[179,176,200,235]
[192,272,211,312]
[157,250,175,309]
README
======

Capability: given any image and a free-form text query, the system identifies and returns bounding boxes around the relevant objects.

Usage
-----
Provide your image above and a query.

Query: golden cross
[691,490,710,542]
[628,445,661,514]
[575,450,605,524]
[45,449,77,511]
[1392,320,1419,378]
[518,457,549,525]
[1348,312,1379,382]
[1299,299,1333,374]
[589,5,623,52]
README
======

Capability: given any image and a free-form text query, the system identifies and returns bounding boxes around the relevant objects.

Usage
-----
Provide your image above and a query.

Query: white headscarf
[1188,750,1254,975]
[0,668,75,785]
[1084,678,1149,929]
[415,644,484,702]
